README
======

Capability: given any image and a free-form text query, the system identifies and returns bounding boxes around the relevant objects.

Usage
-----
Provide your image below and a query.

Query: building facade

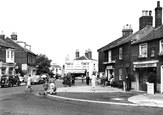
[5,33,37,76]
[97,1,163,93]
[0,34,16,80]
[64,49,98,77]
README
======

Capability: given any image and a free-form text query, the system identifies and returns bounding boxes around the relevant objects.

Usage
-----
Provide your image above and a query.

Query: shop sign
[134,63,156,68]
[22,64,27,70]
[147,83,154,94]
[106,66,113,69]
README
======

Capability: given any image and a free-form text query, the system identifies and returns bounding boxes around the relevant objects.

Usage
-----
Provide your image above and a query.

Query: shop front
[133,60,158,91]
[105,65,114,81]
[0,62,16,80]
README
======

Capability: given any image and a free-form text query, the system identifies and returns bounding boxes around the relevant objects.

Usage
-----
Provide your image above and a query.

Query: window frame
[159,40,163,53]
[119,68,122,80]
[139,43,147,57]
[108,50,111,62]
[119,47,122,60]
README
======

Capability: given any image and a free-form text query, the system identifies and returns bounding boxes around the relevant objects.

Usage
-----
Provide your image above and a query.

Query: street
[0,80,163,115]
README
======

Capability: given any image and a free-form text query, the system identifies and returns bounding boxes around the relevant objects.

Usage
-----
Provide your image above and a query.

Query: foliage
[147,72,157,83]
[36,54,52,75]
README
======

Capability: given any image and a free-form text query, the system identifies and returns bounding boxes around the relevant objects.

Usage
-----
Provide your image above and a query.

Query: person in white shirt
[25,74,33,91]
[90,72,96,91]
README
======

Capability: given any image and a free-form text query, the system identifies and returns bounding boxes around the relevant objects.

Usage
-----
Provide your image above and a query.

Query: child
[43,78,49,94]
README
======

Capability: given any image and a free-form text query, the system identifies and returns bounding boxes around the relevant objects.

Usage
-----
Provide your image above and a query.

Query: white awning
[133,60,158,68]
[66,69,85,74]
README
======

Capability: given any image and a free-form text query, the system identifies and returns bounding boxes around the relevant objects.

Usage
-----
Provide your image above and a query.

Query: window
[139,43,147,57]
[108,50,111,62]
[119,69,122,80]
[11,50,14,60]
[7,50,10,58]
[151,48,155,57]
[119,47,122,60]
[159,40,163,54]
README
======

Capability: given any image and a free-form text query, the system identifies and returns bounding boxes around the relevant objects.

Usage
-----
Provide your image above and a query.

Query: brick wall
[0,46,6,62]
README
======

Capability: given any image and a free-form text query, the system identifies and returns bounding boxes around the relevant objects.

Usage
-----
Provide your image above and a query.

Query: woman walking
[25,74,33,91]
[90,72,96,91]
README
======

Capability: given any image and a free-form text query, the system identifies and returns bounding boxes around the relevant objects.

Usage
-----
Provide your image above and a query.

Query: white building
[51,62,62,76]
[64,49,98,77]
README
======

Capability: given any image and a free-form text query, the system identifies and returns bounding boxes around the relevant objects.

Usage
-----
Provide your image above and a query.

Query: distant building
[51,62,62,76]
[64,49,98,77]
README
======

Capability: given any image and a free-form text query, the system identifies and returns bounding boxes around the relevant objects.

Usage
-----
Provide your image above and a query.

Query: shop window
[119,69,122,80]
[159,40,163,55]
[119,47,122,60]
[108,50,111,62]
[139,43,147,58]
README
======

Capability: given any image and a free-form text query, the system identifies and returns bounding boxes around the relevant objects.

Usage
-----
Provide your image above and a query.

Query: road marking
[47,94,138,107]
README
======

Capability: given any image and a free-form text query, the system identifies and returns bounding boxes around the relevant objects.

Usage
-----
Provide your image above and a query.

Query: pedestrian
[48,75,57,95]
[81,75,84,83]
[86,74,90,85]
[101,73,106,87]
[90,72,96,91]
[43,78,49,94]
[25,74,33,91]
[67,73,72,87]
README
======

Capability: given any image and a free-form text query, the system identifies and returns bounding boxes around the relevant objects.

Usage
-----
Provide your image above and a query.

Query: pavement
[46,85,163,108]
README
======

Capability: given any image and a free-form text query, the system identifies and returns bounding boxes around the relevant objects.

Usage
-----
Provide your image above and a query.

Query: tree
[36,54,52,75]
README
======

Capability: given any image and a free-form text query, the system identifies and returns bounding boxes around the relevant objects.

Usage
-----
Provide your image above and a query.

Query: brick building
[0,34,16,80]
[4,33,37,76]
[97,1,163,93]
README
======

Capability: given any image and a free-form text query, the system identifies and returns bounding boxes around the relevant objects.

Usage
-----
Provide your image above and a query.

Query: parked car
[31,75,41,85]
[0,75,21,88]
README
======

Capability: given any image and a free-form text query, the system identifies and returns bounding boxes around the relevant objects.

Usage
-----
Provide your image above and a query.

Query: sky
[0,0,161,65]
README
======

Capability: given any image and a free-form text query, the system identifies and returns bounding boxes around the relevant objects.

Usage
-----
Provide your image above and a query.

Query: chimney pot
[157,1,160,7]
[149,10,152,16]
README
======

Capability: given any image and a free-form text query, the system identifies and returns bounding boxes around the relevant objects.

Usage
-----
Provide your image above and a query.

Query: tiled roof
[115,25,154,47]
[51,64,61,68]
[97,36,126,52]
[74,56,97,61]
[99,25,154,51]
[131,25,163,45]
[74,56,89,60]
[0,38,15,49]
[5,37,36,55]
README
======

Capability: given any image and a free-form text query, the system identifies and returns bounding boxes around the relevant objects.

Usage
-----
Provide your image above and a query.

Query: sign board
[147,83,154,94]
[134,63,156,68]
[106,66,113,69]
[22,64,27,70]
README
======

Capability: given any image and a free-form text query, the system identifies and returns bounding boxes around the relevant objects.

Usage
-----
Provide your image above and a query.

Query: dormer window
[139,43,147,58]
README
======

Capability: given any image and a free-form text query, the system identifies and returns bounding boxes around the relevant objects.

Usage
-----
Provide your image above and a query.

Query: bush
[147,72,157,83]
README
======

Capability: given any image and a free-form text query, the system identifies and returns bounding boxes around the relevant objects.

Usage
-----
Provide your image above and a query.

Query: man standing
[25,74,33,91]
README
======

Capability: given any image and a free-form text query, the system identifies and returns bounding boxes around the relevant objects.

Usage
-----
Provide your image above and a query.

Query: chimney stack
[87,49,92,59]
[11,32,17,40]
[155,1,162,28]
[85,50,88,58]
[0,31,5,40]
[122,24,133,37]
[139,10,153,30]
[75,49,80,59]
